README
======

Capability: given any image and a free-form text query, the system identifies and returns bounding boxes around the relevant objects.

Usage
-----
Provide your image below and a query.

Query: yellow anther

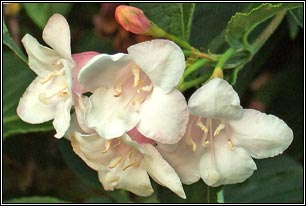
[59,90,69,97]
[38,93,49,105]
[102,140,112,153]
[137,84,153,93]
[122,160,138,171]
[132,96,145,106]
[227,140,235,150]
[113,139,121,148]
[214,123,225,136]
[41,69,65,84]
[108,156,123,169]
[202,139,210,146]
[197,121,208,133]
[186,136,197,152]
[41,75,53,84]
[132,66,140,88]
[128,149,135,159]
[113,86,122,97]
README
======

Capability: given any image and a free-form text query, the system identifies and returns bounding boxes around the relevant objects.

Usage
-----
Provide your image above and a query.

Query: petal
[21,34,62,78]
[17,75,67,123]
[72,51,100,94]
[74,95,96,134]
[78,53,135,91]
[127,39,185,93]
[142,144,186,199]
[199,134,257,186]
[98,165,153,196]
[71,132,114,170]
[188,78,243,120]
[85,87,141,139]
[42,14,72,61]
[229,109,293,159]
[53,98,72,138]
[137,88,189,144]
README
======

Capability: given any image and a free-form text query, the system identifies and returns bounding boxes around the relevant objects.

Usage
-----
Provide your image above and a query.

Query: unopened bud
[115,5,151,34]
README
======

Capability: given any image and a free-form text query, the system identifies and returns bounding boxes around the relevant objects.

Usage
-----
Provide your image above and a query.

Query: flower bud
[115,5,151,34]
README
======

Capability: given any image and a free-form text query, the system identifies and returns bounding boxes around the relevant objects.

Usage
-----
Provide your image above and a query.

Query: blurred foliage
[2,2,304,203]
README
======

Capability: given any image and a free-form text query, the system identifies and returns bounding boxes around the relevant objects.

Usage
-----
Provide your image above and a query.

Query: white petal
[188,78,243,120]
[142,144,186,199]
[199,134,257,186]
[78,53,135,91]
[229,109,293,159]
[42,14,72,61]
[137,88,189,144]
[85,87,141,139]
[21,34,62,78]
[53,98,72,138]
[127,39,185,93]
[71,132,114,171]
[98,166,153,196]
[17,75,67,123]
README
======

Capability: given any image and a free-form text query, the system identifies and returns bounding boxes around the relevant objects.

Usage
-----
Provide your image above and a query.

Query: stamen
[41,69,65,84]
[102,140,112,153]
[202,139,210,146]
[113,139,121,148]
[128,149,135,159]
[132,96,145,106]
[137,84,153,93]
[38,87,69,104]
[227,140,235,150]
[214,123,225,136]
[187,136,197,152]
[108,156,123,169]
[197,121,208,133]
[132,66,140,88]
[122,160,138,171]
[113,86,122,97]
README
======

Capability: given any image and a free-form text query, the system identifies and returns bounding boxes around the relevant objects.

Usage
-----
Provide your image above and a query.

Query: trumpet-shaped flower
[17,14,98,138]
[70,125,186,198]
[158,78,293,186]
[78,39,189,144]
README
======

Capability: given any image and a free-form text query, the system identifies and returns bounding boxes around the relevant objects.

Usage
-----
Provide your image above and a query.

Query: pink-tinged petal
[71,132,116,170]
[142,144,186,199]
[229,109,293,159]
[21,34,62,78]
[199,134,257,186]
[127,128,156,145]
[127,39,185,93]
[98,165,153,196]
[85,87,141,139]
[137,88,189,144]
[74,95,96,134]
[78,53,135,91]
[72,51,100,94]
[188,78,243,120]
[42,14,72,61]
[17,75,67,123]
[53,98,72,138]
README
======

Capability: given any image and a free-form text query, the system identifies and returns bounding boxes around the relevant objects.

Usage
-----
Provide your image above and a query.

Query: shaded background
[2,3,304,203]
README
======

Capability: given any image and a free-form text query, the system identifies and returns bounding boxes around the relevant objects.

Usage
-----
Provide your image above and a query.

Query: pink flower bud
[115,5,151,34]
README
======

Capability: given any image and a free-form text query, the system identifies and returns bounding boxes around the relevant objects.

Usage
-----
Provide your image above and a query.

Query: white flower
[158,78,293,186]
[78,39,189,144]
[17,14,98,138]
[70,126,186,198]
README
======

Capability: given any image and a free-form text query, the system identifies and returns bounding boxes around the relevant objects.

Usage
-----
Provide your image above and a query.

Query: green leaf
[4,196,69,203]
[131,3,195,41]
[3,20,27,64]
[224,155,303,203]
[3,52,53,139]
[57,138,101,190]
[288,7,303,28]
[225,3,302,50]
[22,3,72,29]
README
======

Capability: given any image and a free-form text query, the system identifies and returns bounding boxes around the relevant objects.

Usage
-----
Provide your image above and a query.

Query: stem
[207,186,211,203]
[251,10,287,54]
[183,58,209,78]
[164,33,194,50]
[214,47,235,70]
[178,72,211,92]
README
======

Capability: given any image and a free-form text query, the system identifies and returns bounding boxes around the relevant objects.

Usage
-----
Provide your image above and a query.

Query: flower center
[113,65,153,107]
[100,138,143,171]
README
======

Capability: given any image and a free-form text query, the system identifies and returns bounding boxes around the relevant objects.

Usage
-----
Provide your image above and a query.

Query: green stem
[178,72,211,92]
[251,10,287,54]
[183,58,209,78]
[215,47,235,70]
[207,186,211,203]
[164,33,194,50]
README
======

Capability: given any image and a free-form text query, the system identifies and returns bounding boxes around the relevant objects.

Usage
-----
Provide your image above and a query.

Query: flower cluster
[17,14,293,199]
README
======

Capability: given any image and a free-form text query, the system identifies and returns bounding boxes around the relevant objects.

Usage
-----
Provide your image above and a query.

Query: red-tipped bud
[115,5,151,34]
